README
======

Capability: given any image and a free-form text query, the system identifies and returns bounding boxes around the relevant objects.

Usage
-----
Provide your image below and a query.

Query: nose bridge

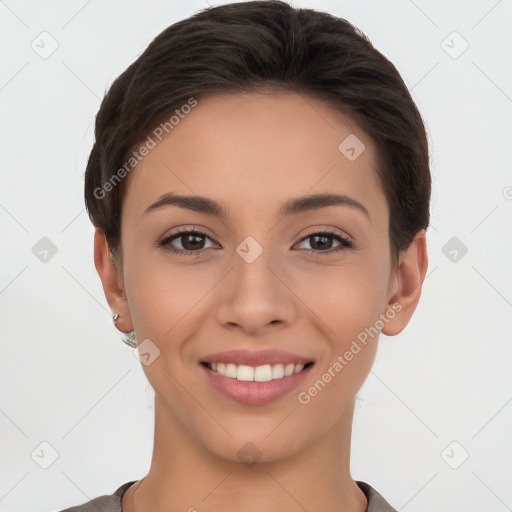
[216,233,297,332]
[233,233,281,298]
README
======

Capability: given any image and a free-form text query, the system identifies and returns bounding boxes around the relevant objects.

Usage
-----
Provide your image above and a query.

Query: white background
[1,1,511,511]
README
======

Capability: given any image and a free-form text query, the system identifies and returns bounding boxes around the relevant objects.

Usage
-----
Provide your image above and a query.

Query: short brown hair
[84,0,431,263]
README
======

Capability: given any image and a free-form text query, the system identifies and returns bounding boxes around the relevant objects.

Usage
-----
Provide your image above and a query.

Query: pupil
[312,235,330,250]
[184,234,203,250]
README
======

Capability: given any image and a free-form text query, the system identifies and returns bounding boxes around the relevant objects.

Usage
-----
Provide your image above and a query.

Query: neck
[123,396,367,512]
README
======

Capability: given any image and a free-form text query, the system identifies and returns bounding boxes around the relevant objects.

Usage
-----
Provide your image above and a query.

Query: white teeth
[271,363,284,379]
[237,365,254,381]
[254,364,272,382]
[284,363,295,377]
[208,362,310,381]
[225,363,237,378]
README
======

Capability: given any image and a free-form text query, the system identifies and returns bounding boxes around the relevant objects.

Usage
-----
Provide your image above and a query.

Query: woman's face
[116,92,400,461]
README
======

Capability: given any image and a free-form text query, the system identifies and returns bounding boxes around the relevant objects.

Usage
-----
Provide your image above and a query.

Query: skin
[94,92,428,512]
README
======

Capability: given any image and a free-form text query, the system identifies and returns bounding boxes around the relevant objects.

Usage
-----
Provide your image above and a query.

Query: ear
[93,228,133,332]
[382,229,428,336]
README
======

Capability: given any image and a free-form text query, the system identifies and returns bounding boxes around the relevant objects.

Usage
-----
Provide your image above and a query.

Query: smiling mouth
[200,361,315,382]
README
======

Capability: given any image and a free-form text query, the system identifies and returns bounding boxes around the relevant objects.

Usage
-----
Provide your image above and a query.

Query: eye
[295,230,354,255]
[158,227,354,257]
[159,227,218,256]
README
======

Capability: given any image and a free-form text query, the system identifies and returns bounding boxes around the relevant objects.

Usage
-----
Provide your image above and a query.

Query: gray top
[59,480,398,512]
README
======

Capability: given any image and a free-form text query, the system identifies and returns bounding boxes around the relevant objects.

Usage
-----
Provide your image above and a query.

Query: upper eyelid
[300,229,351,241]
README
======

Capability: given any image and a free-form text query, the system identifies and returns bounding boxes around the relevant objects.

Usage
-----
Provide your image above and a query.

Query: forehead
[123,92,387,222]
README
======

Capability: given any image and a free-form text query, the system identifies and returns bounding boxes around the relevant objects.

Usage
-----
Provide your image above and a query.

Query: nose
[216,241,299,336]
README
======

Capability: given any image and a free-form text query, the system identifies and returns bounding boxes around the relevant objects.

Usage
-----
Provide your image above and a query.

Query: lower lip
[200,363,314,406]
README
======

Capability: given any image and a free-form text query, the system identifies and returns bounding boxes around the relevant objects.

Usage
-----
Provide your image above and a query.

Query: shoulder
[58,481,136,512]
[356,480,398,512]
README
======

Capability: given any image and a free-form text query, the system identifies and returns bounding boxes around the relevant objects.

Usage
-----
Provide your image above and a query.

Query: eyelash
[158,227,355,257]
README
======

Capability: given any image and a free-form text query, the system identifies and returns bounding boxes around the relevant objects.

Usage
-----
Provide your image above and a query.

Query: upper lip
[200,349,314,367]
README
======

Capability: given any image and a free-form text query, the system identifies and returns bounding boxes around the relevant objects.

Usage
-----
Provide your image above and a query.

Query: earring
[121,331,137,348]
[112,313,137,348]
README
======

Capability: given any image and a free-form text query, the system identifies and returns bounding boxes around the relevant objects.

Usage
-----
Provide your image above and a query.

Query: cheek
[124,257,208,342]
[297,254,390,340]
[290,274,386,439]
[122,259,208,409]
[292,255,389,397]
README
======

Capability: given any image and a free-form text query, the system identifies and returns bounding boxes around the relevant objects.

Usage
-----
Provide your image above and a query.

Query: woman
[62,1,429,510]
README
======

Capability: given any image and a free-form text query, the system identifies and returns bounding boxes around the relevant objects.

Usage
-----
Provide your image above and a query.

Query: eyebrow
[144,191,370,220]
